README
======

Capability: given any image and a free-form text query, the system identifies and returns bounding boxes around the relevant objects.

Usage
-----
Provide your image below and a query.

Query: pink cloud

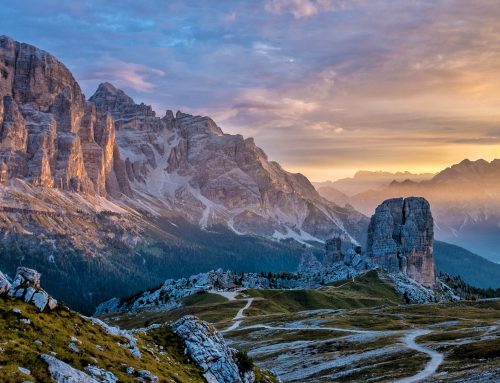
[81,58,165,92]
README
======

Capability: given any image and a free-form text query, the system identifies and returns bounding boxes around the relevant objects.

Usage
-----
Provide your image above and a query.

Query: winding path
[394,329,444,383]
[214,289,444,382]
[229,320,444,382]
[221,297,254,333]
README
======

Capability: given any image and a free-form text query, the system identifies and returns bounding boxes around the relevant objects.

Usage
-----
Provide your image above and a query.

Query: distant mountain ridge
[314,170,434,196]
[434,241,500,289]
[317,159,500,263]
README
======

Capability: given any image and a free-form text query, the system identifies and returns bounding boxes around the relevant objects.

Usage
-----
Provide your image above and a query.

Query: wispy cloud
[80,58,165,92]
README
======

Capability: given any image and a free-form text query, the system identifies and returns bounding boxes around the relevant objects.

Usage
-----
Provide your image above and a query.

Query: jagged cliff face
[89,82,368,242]
[0,35,130,196]
[366,197,436,287]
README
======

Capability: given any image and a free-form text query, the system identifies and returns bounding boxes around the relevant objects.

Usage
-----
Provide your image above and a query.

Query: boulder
[42,354,99,383]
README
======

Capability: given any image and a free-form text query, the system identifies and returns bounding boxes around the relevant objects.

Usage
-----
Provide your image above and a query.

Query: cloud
[80,58,165,92]
[264,0,335,18]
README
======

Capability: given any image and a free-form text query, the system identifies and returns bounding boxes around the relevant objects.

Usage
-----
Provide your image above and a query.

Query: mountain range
[0,35,365,312]
[0,35,498,314]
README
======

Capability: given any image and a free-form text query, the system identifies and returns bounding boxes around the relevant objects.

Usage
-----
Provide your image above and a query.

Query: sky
[2,0,500,181]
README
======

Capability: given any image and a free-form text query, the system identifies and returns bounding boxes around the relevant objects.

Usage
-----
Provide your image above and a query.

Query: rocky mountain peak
[366,197,436,287]
[89,82,156,120]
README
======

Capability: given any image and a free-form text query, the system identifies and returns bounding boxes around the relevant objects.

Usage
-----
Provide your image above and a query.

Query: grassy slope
[434,240,500,288]
[104,271,402,330]
[0,297,205,383]
[102,292,246,329]
[0,296,279,383]
[245,271,402,316]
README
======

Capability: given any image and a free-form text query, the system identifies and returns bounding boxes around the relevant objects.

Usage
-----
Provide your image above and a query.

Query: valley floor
[102,273,500,382]
[219,300,499,382]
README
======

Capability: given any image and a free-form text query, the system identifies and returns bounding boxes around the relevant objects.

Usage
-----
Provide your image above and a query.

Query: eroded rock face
[6,267,58,311]
[0,35,131,196]
[89,81,368,242]
[172,315,255,383]
[366,197,436,287]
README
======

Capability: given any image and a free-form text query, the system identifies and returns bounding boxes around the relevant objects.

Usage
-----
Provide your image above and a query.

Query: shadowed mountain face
[318,159,500,263]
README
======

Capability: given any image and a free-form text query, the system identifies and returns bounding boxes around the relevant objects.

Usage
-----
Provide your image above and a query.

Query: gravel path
[394,329,444,383]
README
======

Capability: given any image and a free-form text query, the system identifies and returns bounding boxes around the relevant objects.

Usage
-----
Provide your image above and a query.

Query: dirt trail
[394,329,444,383]
[229,319,444,382]
[221,297,254,333]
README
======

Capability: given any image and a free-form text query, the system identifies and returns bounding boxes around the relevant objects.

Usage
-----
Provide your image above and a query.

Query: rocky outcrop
[0,35,131,196]
[0,270,11,293]
[297,248,322,275]
[42,354,99,383]
[172,315,255,383]
[323,236,365,269]
[3,267,58,311]
[324,237,344,265]
[367,197,436,287]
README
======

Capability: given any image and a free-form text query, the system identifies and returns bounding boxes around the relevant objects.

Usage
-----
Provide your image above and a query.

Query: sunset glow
[4,0,500,180]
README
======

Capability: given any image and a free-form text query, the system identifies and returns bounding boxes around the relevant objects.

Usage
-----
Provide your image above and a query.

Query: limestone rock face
[366,197,436,287]
[89,81,368,242]
[172,315,255,383]
[6,267,58,311]
[0,35,131,196]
